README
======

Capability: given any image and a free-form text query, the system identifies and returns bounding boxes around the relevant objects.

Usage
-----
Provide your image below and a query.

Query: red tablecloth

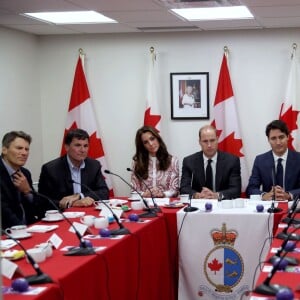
[3,204,177,300]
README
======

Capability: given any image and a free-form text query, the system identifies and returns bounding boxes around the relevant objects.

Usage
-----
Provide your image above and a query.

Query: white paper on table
[1,258,20,279]
[27,225,58,233]
[100,207,123,220]
[0,239,17,250]
[69,221,88,236]
[63,211,85,218]
[48,232,63,249]
[145,198,170,206]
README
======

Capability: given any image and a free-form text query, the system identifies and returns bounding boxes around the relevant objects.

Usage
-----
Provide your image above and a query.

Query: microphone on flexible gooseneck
[70,180,130,235]
[126,167,161,213]
[267,166,282,213]
[104,169,157,218]
[183,172,198,212]
[2,229,53,285]
[33,191,95,256]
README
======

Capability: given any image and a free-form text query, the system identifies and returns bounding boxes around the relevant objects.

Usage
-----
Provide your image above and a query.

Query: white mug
[234,199,246,208]
[36,242,53,257]
[250,194,261,201]
[94,217,109,229]
[179,194,189,203]
[45,210,60,220]
[221,200,233,209]
[80,215,95,227]
[27,248,46,263]
[131,201,144,211]
[5,225,27,238]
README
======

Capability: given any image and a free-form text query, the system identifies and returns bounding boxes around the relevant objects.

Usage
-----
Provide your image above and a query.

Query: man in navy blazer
[180,125,241,200]
[246,120,300,200]
[38,129,109,209]
[1,131,43,229]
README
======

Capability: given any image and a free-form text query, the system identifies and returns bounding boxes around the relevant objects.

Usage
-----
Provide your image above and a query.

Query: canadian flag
[279,46,300,151]
[212,54,249,192]
[61,55,114,196]
[144,48,161,131]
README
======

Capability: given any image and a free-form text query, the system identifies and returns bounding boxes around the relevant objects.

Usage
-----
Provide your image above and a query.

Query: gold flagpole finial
[291,43,297,59]
[79,48,84,55]
[224,46,229,58]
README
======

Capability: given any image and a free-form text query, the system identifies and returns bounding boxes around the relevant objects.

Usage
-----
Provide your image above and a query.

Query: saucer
[42,216,64,222]
[11,233,32,239]
[163,203,184,209]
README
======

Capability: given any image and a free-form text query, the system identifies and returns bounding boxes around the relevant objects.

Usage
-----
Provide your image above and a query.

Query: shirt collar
[203,152,218,162]
[66,155,85,170]
[1,157,18,176]
[272,149,288,162]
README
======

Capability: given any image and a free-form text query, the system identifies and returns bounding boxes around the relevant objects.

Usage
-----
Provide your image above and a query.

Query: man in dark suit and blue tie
[180,125,241,200]
[246,120,300,201]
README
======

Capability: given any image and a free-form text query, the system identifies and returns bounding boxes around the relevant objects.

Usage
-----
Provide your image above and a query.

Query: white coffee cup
[36,242,53,257]
[179,194,189,203]
[221,200,233,209]
[80,215,95,227]
[234,198,246,208]
[5,225,27,238]
[94,217,109,229]
[27,248,46,263]
[131,201,144,211]
[250,194,261,201]
[130,192,142,200]
[45,210,61,220]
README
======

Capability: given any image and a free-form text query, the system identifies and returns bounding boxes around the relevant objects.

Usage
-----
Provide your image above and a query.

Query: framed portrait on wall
[170,72,209,120]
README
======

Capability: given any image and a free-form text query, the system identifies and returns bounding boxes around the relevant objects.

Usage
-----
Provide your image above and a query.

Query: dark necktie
[276,158,283,187]
[205,159,213,190]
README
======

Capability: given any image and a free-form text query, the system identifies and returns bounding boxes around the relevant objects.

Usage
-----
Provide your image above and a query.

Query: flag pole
[223,45,229,58]
[78,48,85,68]
[150,46,156,64]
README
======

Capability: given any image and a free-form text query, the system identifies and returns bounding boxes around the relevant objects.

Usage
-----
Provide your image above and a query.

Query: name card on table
[2,257,22,279]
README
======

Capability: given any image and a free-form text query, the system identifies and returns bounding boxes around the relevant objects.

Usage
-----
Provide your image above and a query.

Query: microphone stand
[104,170,157,218]
[126,167,161,213]
[267,168,282,213]
[254,229,299,296]
[70,180,130,235]
[269,196,300,264]
[34,191,95,256]
[2,230,53,285]
[183,193,198,212]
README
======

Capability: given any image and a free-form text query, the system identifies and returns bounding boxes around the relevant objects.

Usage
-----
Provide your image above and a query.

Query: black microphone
[104,169,157,218]
[267,166,282,213]
[33,191,95,256]
[70,179,130,235]
[254,229,299,296]
[276,196,300,241]
[281,195,300,225]
[126,167,162,213]
[183,193,198,212]
[2,229,53,285]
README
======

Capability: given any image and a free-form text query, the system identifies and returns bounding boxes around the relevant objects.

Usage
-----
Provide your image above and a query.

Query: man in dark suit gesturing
[180,125,241,200]
[0,131,43,229]
[39,128,109,209]
[246,120,300,201]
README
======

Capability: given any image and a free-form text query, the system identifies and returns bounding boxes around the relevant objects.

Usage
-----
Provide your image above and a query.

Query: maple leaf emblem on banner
[218,133,244,157]
[208,258,223,275]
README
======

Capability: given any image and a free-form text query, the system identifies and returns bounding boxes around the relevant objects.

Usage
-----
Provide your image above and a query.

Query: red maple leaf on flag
[88,132,105,158]
[144,107,161,131]
[279,104,300,150]
[208,258,223,274]
[218,133,244,157]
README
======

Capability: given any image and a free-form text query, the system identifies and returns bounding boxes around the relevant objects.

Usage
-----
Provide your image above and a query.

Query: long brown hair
[133,126,171,179]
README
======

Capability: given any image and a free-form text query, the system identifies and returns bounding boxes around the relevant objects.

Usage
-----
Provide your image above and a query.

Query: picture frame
[170,72,209,120]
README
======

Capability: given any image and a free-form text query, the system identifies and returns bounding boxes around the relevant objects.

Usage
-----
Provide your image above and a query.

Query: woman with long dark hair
[131,126,179,198]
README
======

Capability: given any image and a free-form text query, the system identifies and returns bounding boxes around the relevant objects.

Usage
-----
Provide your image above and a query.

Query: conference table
[2,200,178,300]
[2,198,285,300]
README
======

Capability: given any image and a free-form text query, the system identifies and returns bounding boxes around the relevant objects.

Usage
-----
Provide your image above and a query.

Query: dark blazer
[0,159,43,229]
[180,150,241,199]
[38,155,109,208]
[246,150,300,197]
